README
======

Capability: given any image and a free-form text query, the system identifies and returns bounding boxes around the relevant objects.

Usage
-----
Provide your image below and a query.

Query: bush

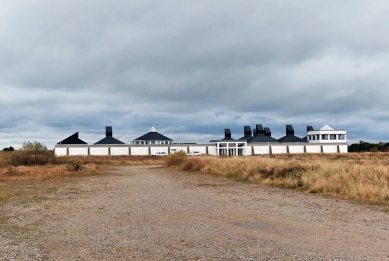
[2,147,15,152]
[23,141,47,154]
[165,151,188,166]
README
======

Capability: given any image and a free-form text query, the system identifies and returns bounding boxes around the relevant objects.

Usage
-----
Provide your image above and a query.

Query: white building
[307,124,346,143]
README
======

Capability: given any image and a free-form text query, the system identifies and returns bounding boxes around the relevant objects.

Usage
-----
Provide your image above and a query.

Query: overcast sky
[1,1,389,149]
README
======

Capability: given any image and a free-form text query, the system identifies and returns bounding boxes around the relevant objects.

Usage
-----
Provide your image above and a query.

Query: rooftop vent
[264,127,271,137]
[307,126,314,132]
[106,126,112,137]
[149,126,157,132]
[320,124,334,130]
[224,129,231,139]
[244,126,252,137]
[256,124,264,136]
[286,125,294,135]
[252,129,257,136]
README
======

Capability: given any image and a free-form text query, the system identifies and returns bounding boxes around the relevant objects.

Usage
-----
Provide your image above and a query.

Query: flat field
[1,165,388,260]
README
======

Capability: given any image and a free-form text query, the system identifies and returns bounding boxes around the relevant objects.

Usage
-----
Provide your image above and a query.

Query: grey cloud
[1,1,389,148]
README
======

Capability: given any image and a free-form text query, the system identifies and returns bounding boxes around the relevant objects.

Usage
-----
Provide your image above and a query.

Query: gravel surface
[1,165,389,260]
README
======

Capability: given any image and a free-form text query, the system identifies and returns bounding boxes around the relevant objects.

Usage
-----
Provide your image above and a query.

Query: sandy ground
[0,165,389,260]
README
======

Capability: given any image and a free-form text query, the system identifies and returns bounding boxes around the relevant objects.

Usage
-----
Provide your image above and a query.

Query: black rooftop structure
[57,132,87,145]
[256,124,264,135]
[286,125,294,135]
[95,126,125,145]
[134,127,172,142]
[238,126,253,140]
[222,129,235,140]
[278,125,308,143]
[248,124,278,143]
[264,127,271,137]
[307,126,314,132]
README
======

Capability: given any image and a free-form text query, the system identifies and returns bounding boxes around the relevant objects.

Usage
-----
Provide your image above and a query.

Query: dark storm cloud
[1,0,389,148]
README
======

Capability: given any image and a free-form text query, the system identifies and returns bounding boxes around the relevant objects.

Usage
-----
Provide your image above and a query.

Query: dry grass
[0,151,164,182]
[165,153,389,205]
[53,155,165,166]
[0,164,103,181]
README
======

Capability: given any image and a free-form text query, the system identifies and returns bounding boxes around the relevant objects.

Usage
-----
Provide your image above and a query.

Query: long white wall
[54,143,348,156]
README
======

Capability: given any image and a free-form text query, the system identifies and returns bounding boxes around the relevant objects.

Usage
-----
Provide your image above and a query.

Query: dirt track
[1,165,389,260]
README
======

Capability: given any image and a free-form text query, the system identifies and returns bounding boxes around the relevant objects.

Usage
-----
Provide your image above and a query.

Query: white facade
[307,124,346,144]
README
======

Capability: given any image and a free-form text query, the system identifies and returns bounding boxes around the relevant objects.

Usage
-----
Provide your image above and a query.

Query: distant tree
[2,146,15,152]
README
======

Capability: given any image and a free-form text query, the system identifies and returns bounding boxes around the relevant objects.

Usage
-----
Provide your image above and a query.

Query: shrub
[165,151,188,166]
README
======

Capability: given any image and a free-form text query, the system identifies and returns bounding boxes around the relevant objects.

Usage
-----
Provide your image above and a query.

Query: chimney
[224,129,231,139]
[286,125,294,136]
[106,126,112,137]
[256,124,264,135]
[244,126,252,137]
[307,126,314,132]
[264,127,271,137]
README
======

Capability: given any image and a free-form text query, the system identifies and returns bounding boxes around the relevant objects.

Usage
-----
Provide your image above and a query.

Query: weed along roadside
[164,152,389,205]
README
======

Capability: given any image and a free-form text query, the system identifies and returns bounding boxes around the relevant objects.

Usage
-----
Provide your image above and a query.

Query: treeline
[348,141,389,152]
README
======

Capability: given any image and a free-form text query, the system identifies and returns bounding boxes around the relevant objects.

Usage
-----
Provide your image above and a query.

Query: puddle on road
[233,222,306,236]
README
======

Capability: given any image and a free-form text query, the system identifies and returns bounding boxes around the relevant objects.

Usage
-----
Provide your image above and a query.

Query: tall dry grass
[165,154,389,205]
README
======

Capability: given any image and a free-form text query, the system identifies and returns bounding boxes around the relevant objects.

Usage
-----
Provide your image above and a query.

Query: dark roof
[225,129,232,139]
[278,135,308,143]
[57,132,87,145]
[95,137,125,145]
[94,126,125,144]
[134,132,172,141]
[248,135,279,143]
[307,126,314,131]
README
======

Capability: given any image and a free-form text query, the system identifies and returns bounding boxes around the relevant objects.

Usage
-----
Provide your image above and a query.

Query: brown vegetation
[164,153,389,205]
[0,151,164,181]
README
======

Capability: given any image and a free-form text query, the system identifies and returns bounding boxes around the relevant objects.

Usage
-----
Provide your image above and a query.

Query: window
[322,134,328,140]
[338,134,345,140]
[330,134,337,140]
[151,141,155,144]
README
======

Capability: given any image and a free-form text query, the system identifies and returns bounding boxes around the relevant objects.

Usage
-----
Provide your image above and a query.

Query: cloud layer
[1,1,389,148]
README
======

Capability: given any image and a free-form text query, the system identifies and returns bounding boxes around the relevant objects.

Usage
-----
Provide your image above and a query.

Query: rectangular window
[316,135,320,140]
[338,134,345,140]
[151,141,155,144]
[330,134,337,140]
[322,134,328,140]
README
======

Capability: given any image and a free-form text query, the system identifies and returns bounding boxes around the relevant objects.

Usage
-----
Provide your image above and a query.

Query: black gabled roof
[248,135,279,143]
[95,136,125,145]
[94,126,125,145]
[134,132,172,141]
[57,132,87,145]
[278,135,308,143]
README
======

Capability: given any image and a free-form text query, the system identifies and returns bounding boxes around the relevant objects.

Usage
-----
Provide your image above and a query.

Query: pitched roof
[278,135,308,143]
[94,136,125,145]
[57,132,87,145]
[248,135,279,143]
[134,127,172,141]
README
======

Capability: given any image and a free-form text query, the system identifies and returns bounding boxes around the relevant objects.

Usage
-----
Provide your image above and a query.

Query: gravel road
[1,165,389,260]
